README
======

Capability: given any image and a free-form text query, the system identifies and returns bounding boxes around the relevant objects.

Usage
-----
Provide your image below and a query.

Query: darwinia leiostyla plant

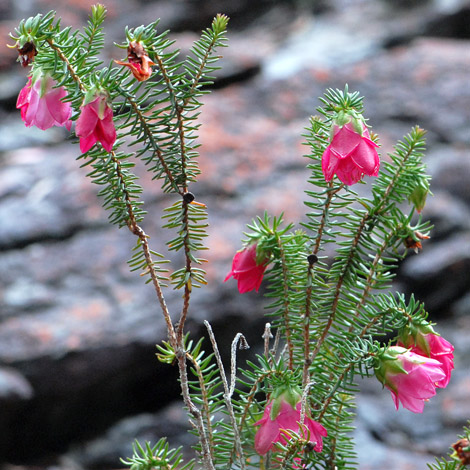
[11,6,460,470]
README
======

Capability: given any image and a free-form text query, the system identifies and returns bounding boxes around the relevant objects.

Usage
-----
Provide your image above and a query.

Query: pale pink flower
[322,122,380,185]
[398,332,454,388]
[224,244,268,294]
[377,346,446,413]
[254,399,327,455]
[16,76,72,131]
[76,94,116,153]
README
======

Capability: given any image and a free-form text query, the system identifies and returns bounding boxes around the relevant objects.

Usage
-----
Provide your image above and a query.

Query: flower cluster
[16,75,116,153]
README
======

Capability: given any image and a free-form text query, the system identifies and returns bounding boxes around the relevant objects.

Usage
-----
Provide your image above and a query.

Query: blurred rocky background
[0,0,469,469]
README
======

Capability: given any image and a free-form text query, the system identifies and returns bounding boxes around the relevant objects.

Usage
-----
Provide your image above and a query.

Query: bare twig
[204,321,246,470]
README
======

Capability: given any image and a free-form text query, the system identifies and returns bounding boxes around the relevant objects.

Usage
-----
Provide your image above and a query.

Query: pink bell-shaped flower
[224,243,269,294]
[375,345,446,413]
[76,91,116,153]
[398,324,454,388]
[254,391,327,455]
[16,74,72,131]
[322,120,380,185]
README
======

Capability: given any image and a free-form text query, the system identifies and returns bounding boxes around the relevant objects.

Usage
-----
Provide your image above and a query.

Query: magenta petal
[254,404,281,455]
[76,103,99,139]
[79,133,97,153]
[334,156,363,185]
[23,85,41,127]
[322,147,338,181]
[30,94,56,130]
[95,116,116,152]
[306,418,328,452]
[17,80,31,109]
[45,87,72,125]
[329,124,363,156]
[350,140,380,175]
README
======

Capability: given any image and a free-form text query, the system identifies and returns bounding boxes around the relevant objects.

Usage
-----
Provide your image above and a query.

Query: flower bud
[409,180,430,213]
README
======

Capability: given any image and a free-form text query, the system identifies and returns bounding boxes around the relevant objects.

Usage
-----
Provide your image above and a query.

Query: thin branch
[176,350,215,470]
[276,236,294,370]
[124,95,182,194]
[186,350,215,461]
[204,321,246,470]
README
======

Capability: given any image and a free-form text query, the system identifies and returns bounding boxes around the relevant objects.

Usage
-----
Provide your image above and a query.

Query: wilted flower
[115,41,155,81]
[16,75,72,130]
[322,121,380,185]
[398,324,454,388]
[224,243,269,294]
[254,393,327,455]
[375,346,446,413]
[403,230,430,253]
[451,438,470,465]
[17,41,37,67]
[76,92,116,153]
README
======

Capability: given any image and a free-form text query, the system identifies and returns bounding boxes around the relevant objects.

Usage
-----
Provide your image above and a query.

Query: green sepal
[269,383,302,420]
[374,346,408,386]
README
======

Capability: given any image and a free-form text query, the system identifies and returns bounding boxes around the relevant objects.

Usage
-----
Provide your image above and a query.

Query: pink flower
[376,346,446,413]
[322,122,380,185]
[398,330,454,388]
[16,76,72,131]
[224,244,268,294]
[254,399,327,455]
[76,94,116,153]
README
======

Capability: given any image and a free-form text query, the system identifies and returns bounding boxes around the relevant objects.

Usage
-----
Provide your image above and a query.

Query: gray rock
[399,232,470,315]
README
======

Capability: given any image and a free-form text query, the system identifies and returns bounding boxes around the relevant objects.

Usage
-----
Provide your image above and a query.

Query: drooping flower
[322,120,380,185]
[76,92,116,153]
[16,75,72,130]
[224,243,269,294]
[115,41,155,81]
[375,345,446,413]
[398,324,454,388]
[254,394,327,455]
